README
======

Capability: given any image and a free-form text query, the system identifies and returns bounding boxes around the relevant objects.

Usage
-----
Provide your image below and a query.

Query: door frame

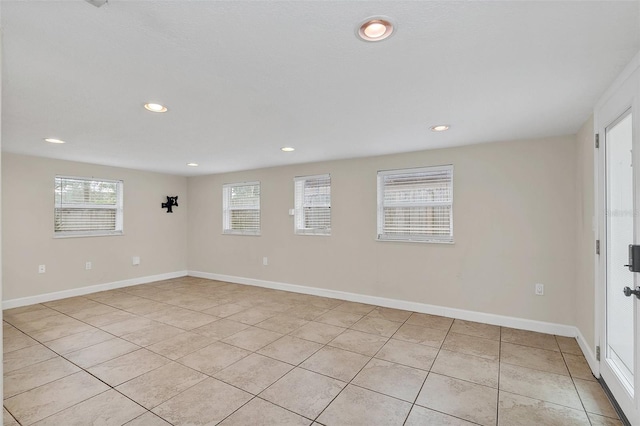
[595,51,640,424]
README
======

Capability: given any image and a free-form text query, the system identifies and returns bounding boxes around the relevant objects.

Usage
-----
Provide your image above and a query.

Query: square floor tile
[375,338,439,370]
[317,384,411,426]
[498,391,590,426]
[83,310,138,327]
[257,335,323,365]
[350,316,401,337]
[450,320,500,340]
[416,373,498,426]
[4,344,57,373]
[152,378,252,425]
[441,332,499,360]
[227,307,279,325]
[332,301,376,315]
[121,323,185,347]
[501,342,568,375]
[64,338,140,369]
[87,348,170,386]
[328,330,388,356]
[43,328,114,355]
[116,362,207,409]
[431,349,499,388]
[4,371,109,425]
[29,321,96,342]
[215,353,293,394]
[499,363,582,409]
[3,408,19,426]
[405,313,454,331]
[564,353,596,381]
[145,307,218,330]
[146,331,214,360]
[218,397,310,426]
[100,317,157,336]
[178,341,251,375]
[192,319,250,340]
[222,327,283,351]
[202,303,248,318]
[574,378,619,418]
[289,321,346,344]
[501,327,560,351]
[351,358,427,402]
[315,310,363,328]
[300,346,370,382]
[366,307,412,323]
[31,389,146,426]
[285,305,329,321]
[405,405,476,425]
[260,368,345,419]
[393,323,447,348]
[587,412,623,425]
[255,315,309,334]
[3,327,39,353]
[4,356,80,398]
[556,336,583,355]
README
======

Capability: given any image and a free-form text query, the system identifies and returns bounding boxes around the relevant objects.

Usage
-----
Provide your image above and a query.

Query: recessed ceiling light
[281,147,295,152]
[44,138,66,144]
[430,125,450,132]
[187,162,199,167]
[144,103,168,113]
[358,18,394,42]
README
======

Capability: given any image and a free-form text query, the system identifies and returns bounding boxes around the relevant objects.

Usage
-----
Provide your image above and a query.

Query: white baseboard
[2,270,188,310]
[576,328,600,377]
[189,270,578,338]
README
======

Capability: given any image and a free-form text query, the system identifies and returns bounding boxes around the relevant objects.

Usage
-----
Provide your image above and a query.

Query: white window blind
[377,165,453,242]
[223,182,261,235]
[294,174,331,235]
[54,176,123,237]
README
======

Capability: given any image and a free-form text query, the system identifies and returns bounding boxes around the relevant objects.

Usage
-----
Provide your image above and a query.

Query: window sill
[376,237,454,244]
[54,231,124,239]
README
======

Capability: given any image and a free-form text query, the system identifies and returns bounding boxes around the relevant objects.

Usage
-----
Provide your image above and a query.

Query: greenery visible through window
[377,165,453,242]
[54,176,123,236]
[222,182,261,235]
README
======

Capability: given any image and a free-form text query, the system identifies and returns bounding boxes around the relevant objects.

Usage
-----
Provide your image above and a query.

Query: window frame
[376,165,454,243]
[222,181,261,236]
[294,174,331,236]
[53,175,124,238]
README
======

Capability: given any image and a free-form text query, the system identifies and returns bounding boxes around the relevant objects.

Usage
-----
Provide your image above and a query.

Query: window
[294,174,331,235]
[223,181,261,235]
[54,176,124,237]
[377,165,453,242]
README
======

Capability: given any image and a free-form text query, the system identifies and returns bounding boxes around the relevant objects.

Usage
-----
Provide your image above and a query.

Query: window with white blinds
[223,182,261,235]
[377,165,453,243]
[294,174,331,235]
[54,176,124,237]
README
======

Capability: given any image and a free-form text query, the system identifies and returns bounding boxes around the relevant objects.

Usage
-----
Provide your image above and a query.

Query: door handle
[623,286,640,299]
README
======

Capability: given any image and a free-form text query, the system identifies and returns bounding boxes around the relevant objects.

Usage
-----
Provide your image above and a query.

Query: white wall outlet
[132,256,141,266]
[263,257,268,266]
[535,283,544,296]
[85,261,92,270]
[288,208,295,216]
[38,264,46,274]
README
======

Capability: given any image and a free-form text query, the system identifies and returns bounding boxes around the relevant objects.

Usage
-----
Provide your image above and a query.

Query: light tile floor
[2,276,622,425]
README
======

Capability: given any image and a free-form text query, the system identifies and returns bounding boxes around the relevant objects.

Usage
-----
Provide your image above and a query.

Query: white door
[597,61,640,425]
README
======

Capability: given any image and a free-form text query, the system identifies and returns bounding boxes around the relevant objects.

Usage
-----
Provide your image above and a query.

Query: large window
[377,165,453,243]
[54,176,124,237]
[294,174,331,235]
[223,181,261,235]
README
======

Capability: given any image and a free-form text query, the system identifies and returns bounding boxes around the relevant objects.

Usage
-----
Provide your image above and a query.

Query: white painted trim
[2,270,188,310]
[576,327,600,377]
[190,271,577,337]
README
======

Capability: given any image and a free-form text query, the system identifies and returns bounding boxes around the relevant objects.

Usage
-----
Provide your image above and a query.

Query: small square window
[223,182,261,235]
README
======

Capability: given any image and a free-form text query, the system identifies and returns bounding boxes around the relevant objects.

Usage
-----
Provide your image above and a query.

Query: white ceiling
[2,1,639,176]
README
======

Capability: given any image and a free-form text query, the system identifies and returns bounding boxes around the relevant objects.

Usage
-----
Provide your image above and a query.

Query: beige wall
[575,116,596,350]
[188,135,578,325]
[2,153,188,301]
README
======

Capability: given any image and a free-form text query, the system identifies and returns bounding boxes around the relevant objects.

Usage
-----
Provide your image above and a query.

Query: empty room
[1,1,640,425]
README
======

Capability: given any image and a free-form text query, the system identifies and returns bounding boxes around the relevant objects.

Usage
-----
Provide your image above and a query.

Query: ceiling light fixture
[144,103,168,113]
[430,125,450,132]
[281,147,295,152]
[187,162,199,167]
[44,138,66,144]
[358,18,394,42]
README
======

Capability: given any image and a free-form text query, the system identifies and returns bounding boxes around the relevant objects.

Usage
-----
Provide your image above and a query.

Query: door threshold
[599,377,631,426]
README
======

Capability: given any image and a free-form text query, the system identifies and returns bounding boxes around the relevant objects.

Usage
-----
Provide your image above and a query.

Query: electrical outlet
[132,256,140,266]
[263,257,268,266]
[38,264,46,274]
[535,283,544,296]
[85,262,92,270]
